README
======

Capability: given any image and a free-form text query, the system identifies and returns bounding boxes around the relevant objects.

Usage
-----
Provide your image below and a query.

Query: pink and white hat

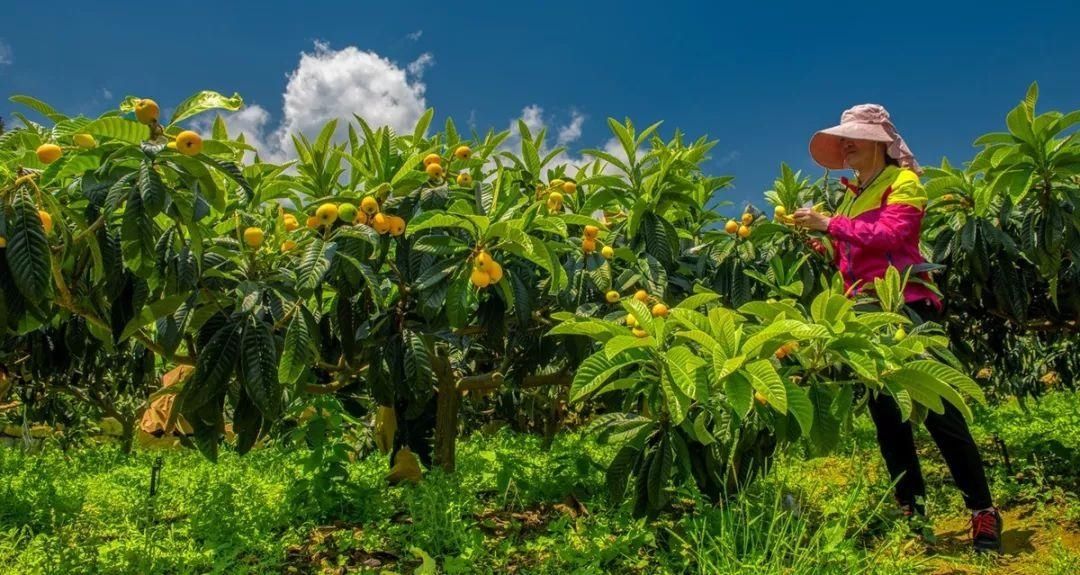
[809,104,921,174]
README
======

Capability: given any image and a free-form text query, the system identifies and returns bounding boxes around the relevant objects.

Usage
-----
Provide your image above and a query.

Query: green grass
[0,391,1077,574]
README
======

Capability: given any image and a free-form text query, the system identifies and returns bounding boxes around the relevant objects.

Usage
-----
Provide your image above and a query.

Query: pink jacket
[826,166,941,308]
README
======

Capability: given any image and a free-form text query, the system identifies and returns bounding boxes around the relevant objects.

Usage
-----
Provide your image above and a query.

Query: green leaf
[741,319,805,357]
[724,372,753,416]
[907,360,986,405]
[240,317,280,418]
[676,292,721,310]
[119,293,190,341]
[664,346,703,412]
[622,298,654,335]
[9,95,67,122]
[298,239,334,292]
[405,211,485,239]
[180,319,241,414]
[82,116,148,144]
[547,319,624,342]
[570,349,648,403]
[811,292,855,324]
[445,269,472,328]
[884,368,949,415]
[743,359,787,414]
[784,381,814,436]
[647,434,673,510]
[279,310,314,385]
[169,91,244,126]
[713,352,746,381]
[660,367,693,425]
[605,334,655,359]
[607,443,644,504]
[4,190,52,302]
[138,161,166,217]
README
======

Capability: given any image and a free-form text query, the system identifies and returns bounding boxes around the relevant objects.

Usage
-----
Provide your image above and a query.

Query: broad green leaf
[298,239,334,292]
[785,381,814,436]
[169,91,244,126]
[605,334,655,358]
[884,368,950,415]
[661,370,693,425]
[741,319,805,356]
[83,116,148,144]
[852,311,911,330]
[570,349,648,403]
[675,292,720,310]
[4,190,52,302]
[743,359,787,414]
[547,319,624,342]
[119,293,190,341]
[712,352,746,380]
[724,372,753,416]
[279,311,314,385]
[667,308,711,333]
[10,95,67,122]
[180,319,241,413]
[666,346,704,392]
[622,298,654,335]
[673,329,719,352]
[240,317,280,418]
[907,360,987,405]
[406,210,483,237]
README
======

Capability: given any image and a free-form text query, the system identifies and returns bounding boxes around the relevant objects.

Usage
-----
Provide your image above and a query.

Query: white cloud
[0,40,13,66]
[204,42,428,162]
[406,30,423,41]
[101,88,113,101]
[273,42,427,152]
[407,52,435,79]
[496,106,610,175]
[519,105,545,135]
[557,110,585,146]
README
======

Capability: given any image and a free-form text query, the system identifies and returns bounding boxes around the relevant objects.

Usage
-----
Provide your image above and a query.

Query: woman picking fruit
[795,104,1001,553]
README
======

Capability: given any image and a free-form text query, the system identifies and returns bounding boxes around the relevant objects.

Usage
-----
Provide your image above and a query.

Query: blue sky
[1,0,1078,209]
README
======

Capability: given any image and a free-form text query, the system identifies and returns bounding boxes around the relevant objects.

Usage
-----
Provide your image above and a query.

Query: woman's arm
[826,203,923,249]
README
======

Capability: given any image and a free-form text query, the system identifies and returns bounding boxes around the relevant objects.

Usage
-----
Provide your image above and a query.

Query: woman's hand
[793,208,831,232]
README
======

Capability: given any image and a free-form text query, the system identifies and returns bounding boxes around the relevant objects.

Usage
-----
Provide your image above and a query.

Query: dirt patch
[926,503,1080,574]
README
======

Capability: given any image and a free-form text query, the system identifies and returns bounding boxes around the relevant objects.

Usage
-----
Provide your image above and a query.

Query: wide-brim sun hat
[809,104,922,174]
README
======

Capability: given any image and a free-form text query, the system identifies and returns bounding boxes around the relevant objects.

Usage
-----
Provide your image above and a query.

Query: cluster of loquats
[724,211,756,239]
[353,196,406,236]
[774,204,795,226]
[581,224,603,255]
[604,289,670,338]
[424,145,474,187]
[35,98,204,166]
[470,249,504,288]
[542,178,576,213]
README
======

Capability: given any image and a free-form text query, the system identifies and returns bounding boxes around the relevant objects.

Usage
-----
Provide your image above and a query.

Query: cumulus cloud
[273,42,427,152]
[203,42,429,162]
[0,40,13,66]
[406,30,423,41]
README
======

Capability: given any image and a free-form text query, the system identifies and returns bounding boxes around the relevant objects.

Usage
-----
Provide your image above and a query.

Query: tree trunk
[120,417,136,455]
[432,356,459,473]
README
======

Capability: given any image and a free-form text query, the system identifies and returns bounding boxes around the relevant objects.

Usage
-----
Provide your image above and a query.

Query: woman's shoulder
[886,167,926,207]
[890,167,921,188]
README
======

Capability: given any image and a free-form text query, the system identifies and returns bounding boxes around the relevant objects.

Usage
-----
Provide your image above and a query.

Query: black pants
[867,300,994,511]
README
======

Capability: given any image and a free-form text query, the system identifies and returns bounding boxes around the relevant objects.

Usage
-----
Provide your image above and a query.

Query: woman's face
[840,137,881,172]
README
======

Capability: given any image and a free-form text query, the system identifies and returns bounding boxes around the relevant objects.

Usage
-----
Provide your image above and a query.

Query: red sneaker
[971,508,1003,553]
